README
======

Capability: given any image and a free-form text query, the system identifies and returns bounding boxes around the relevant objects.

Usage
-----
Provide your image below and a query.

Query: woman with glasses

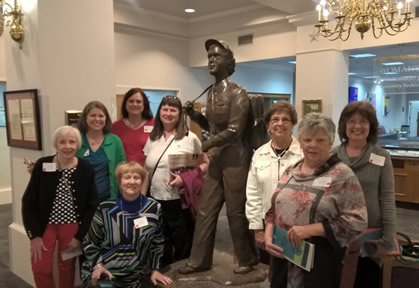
[76,101,126,201]
[245,102,303,263]
[81,162,172,288]
[22,126,98,288]
[334,101,396,288]
[112,88,154,166]
[144,95,209,267]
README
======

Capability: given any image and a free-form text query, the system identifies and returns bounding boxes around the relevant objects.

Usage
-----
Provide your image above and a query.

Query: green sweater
[76,133,126,199]
[333,143,396,250]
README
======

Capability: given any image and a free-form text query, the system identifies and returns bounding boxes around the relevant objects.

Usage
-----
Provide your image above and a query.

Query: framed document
[3,89,42,150]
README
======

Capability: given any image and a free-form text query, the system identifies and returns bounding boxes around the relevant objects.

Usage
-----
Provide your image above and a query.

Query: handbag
[147,137,175,197]
[395,232,419,265]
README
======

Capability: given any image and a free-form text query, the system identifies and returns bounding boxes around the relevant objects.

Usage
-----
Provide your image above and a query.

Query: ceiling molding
[114,22,189,41]
[188,4,263,23]
[239,61,295,72]
[114,0,188,23]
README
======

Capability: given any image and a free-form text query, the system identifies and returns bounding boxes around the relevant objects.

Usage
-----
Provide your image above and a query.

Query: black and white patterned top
[48,167,77,224]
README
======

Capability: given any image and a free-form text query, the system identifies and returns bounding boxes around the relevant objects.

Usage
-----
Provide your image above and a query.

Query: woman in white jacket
[245,102,302,263]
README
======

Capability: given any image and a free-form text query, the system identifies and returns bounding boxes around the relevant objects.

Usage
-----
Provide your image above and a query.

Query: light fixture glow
[348,72,357,75]
[350,53,376,58]
[382,62,404,66]
[382,72,399,75]
[364,76,379,79]
[184,8,195,13]
[288,61,296,64]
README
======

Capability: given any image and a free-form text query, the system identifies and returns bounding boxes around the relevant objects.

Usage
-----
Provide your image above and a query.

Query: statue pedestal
[158,249,269,287]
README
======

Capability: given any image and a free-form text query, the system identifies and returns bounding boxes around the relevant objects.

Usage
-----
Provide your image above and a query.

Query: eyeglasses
[270,117,291,124]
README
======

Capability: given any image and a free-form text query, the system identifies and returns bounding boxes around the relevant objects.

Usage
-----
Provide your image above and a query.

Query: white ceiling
[116,0,317,19]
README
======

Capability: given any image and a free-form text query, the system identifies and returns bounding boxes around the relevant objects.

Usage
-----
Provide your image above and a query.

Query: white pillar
[6,0,115,284]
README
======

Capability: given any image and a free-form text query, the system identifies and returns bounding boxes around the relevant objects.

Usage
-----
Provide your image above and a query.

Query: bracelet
[93,263,103,270]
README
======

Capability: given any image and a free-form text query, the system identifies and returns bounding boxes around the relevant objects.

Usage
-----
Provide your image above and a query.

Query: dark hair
[208,44,236,76]
[150,96,188,141]
[121,88,153,120]
[338,101,379,144]
[264,102,298,126]
[77,101,112,134]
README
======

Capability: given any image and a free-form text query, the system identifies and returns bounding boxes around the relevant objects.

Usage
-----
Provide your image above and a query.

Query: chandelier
[0,0,24,48]
[314,0,414,41]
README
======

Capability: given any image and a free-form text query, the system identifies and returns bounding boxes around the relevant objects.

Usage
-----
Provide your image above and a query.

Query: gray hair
[297,113,336,144]
[52,126,82,150]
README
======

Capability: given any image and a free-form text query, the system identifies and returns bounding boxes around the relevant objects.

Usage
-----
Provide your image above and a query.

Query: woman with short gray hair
[264,113,367,288]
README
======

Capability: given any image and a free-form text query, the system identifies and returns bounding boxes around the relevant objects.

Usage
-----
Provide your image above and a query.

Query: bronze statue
[180,39,258,274]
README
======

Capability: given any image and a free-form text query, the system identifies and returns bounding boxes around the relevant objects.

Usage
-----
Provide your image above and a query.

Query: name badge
[369,153,385,166]
[134,217,148,229]
[83,149,89,157]
[313,177,332,187]
[144,126,153,133]
[42,163,57,172]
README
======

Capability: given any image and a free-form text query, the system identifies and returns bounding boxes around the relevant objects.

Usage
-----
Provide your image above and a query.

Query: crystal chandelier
[0,0,24,48]
[314,0,414,41]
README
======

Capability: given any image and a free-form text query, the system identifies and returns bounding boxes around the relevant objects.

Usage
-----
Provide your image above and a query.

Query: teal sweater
[76,133,126,199]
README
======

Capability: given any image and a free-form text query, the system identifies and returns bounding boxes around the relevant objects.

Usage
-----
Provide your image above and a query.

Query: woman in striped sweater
[81,162,172,287]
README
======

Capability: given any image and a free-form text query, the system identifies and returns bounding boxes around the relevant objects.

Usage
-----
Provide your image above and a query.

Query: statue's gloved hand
[202,140,212,152]
[183,101,194,116]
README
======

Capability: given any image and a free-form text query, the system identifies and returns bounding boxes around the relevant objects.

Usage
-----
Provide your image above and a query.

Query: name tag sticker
[144,126,153,133]
[42,163,57,172]
[84,149,89,157]
[134,217,148,229]
[313,177,332,187]
[369,153,385,166]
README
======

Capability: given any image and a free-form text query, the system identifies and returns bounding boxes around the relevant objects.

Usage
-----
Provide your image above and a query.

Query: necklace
[88,136,104,147]
[271,141,290,159]
[124,118,144,130]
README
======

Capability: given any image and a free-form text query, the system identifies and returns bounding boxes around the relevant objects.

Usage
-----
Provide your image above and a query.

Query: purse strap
[150,136,175,181]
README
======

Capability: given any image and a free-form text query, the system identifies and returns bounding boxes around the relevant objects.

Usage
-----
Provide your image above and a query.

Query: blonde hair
[115,161,147,186]
[52,126,82,150]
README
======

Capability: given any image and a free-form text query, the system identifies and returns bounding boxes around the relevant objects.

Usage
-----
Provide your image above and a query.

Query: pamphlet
[61,246,83,261]
[360,228,400,257]
[168,153,202,173]
[272,225,315,272]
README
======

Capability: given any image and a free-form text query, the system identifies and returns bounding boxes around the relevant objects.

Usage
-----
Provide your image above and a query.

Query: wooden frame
[3,89,42,150]
[302,100,322,116]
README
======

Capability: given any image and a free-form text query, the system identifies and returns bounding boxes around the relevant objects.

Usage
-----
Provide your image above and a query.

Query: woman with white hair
[264,113,368,288]
[22,125,99,288]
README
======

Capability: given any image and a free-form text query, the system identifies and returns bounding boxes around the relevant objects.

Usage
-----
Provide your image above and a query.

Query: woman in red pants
[22,125,98,288]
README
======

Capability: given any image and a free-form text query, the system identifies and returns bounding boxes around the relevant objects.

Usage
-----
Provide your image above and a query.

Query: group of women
[246,101,395,288]
[21,88,395,288]
[22,88,208,287]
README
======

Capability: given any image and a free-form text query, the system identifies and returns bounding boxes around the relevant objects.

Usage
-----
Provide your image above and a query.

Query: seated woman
[22,126,98,288]
[81,162,172,288]
[264,113,368,288]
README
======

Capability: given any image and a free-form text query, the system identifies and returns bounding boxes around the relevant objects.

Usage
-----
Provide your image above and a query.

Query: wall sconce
[0,0,24,48]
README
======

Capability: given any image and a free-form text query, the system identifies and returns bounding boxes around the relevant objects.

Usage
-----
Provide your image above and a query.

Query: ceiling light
[382,62,404,66]
[350,53,376,58]
[314,0,413,41]
[185,8,195,13]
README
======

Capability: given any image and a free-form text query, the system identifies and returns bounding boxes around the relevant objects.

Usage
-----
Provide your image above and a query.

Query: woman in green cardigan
[76,101,126,200]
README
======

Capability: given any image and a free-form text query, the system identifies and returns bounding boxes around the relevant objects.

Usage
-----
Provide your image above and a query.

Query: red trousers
[31,223,78,288]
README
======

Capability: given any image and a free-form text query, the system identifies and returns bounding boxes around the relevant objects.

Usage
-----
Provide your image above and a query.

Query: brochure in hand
[168,153,202,173]
[272,225,315,272]
[360,228,400,257]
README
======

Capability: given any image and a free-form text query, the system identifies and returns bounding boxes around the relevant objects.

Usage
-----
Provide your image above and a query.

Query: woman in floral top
[264,113,367,288]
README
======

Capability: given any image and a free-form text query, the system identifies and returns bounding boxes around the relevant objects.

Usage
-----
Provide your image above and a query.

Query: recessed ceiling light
[348,72,357,75]
[382,62,404,66]
[350,53,376,58]
[185,8,195,13]
[288,61,296,64]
